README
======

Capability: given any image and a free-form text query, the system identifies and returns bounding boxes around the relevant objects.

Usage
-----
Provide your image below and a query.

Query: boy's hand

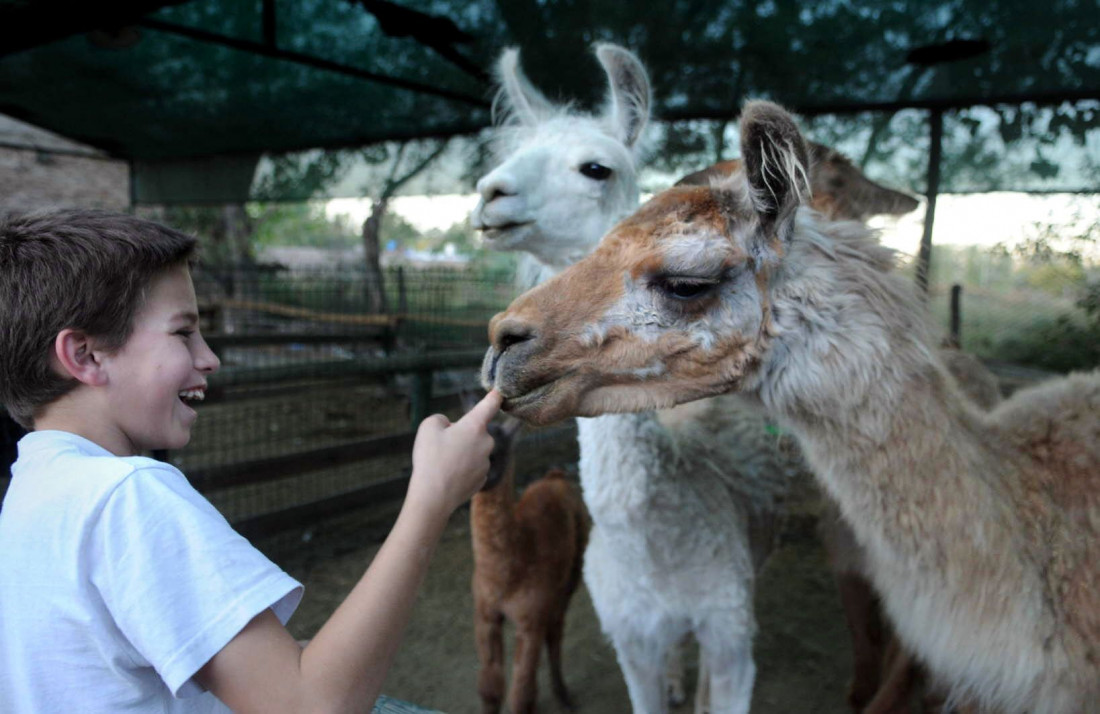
[407,389,502,518]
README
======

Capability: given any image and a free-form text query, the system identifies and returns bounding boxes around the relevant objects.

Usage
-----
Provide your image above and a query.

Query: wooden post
[397,266,408,315]
[409,370,433,429]
[915,108,944,297]
[382,266,406,354]
[948,283,962,348]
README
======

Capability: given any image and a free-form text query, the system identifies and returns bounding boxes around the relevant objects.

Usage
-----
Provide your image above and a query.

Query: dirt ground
[256,452,857,714]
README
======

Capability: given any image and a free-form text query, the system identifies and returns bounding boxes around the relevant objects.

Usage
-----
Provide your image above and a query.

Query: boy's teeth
[179,389,205,401]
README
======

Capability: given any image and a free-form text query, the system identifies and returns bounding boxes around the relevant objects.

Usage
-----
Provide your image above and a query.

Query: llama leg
[835,571,887,710]
[546,609,575,709]
[507,622,545,714]
[692,653,709,714]
[861,635,915,714]
[475,607,506,714]
[611,630,674,714]
[695,627,754,714]
[666,635,689,706]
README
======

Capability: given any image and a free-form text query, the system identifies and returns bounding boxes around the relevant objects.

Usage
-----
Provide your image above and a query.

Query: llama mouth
[501,381,554,414]
[500,370,578,423]
[480,221,533,239]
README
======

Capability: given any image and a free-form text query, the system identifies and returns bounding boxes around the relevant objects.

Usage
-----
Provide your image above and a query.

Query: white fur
[473,45,798,713]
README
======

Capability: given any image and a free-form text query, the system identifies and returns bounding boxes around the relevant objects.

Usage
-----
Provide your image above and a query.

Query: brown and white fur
[675,141,919,224]
[684,146,1005,714]
[481,100,1100,714]
[471,412,590,714]
[472,45,800,714]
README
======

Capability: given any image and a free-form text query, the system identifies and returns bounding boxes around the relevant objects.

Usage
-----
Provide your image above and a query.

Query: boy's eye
[176,329,195,338]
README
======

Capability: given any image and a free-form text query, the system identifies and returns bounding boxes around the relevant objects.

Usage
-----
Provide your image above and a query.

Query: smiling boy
[0,209,500,712]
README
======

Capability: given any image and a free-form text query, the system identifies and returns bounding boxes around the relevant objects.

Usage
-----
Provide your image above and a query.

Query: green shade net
[1,0,1097,201]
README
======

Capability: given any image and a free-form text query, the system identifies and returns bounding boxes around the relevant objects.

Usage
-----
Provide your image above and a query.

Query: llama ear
[493,47,554,126]
[595,43,651,148]
[807,141,920,220]
[739,101,811,254]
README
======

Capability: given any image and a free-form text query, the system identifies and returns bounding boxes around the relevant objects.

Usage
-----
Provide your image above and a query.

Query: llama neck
[755,222,1005,565]
[577,412,672,520]
[470,466,519,560]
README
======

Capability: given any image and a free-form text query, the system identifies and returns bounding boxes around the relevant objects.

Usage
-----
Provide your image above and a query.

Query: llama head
[470,43,651,269]
[676,142,919,222]
[481,101,813,425]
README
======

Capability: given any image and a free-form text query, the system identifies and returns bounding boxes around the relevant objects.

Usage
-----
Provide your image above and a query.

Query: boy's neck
[34,391,137,457]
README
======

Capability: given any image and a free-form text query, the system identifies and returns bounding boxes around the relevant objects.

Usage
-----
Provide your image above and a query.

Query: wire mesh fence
[2,257,1094,533]
[170,263,525,533]
[924,273,1098,374]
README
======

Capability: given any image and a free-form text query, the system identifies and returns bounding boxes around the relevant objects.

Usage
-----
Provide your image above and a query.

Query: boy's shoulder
[19,429,170,467]
[11,430,183,502]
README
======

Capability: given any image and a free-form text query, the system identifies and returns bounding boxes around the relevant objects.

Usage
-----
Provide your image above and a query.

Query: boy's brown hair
[0,209,197,428]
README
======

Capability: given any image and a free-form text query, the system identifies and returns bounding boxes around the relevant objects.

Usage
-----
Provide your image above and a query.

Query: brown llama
[470,412,590,714]
[676,140,920,223]
[480,101,1100,714]
[685,146,1006,714]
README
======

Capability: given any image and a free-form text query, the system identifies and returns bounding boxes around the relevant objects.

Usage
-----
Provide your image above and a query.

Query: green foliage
[248,203,359,249]
[931,211,1099,372]
[252,151,355,203]
[381,211,423,250]
[992,313,1100,373]
[428,221,480,254]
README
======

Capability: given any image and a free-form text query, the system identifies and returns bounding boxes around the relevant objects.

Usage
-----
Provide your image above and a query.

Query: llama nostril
[488,187,514,203]
[496,322,534,353]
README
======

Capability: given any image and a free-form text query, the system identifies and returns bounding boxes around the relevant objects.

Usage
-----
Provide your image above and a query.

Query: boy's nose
[196,334,221,373]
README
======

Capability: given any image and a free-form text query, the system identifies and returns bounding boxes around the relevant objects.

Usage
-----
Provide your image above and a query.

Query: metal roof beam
[0,1,191,57]
[663,90,1100,123]
[137,17,490,109]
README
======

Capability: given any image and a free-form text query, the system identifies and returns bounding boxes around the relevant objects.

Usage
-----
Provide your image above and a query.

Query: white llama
[472,44,941,713]
[481,100,1100,714]
[471,45,797,714]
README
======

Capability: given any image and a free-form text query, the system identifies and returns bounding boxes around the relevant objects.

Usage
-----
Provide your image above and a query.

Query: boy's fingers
[459,389,503,429]
[421,413,451,431]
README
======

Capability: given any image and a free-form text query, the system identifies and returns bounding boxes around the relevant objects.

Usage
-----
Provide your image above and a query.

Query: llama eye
[653,277,718,301]
[579,162,613,180]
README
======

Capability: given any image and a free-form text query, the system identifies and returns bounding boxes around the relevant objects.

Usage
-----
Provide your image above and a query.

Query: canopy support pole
[262,0,276,48]
[915,108,943,296]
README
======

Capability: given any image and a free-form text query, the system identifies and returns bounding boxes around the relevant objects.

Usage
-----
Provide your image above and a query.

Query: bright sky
[327,195,481,233]
[872,192,1099,260]
[327,192,1099,261]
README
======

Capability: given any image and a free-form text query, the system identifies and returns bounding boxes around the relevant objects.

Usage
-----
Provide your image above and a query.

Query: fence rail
[3,266,1086,539]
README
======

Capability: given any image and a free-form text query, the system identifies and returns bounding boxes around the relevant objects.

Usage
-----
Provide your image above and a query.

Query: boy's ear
[52,329,109,386]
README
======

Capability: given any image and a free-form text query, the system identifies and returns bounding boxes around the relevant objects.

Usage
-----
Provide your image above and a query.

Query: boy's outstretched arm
[196,389,502,714]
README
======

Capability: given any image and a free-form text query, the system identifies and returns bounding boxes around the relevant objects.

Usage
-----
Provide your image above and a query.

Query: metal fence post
[409,369,433,429]
[916,108,944,297]
[949,284,962,348]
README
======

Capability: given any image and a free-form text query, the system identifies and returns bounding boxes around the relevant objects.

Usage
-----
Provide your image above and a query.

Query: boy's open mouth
[178,388,205,404]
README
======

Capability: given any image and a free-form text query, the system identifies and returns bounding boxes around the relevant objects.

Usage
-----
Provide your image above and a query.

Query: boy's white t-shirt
[0,430,304,713]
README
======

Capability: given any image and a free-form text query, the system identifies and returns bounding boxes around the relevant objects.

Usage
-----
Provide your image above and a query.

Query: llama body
[481,100,1100,713]
[472,45,796,714]
[474,45,931,712]
[577,400,794,714]
[818,345,1005,713]
[471,416,589,714]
